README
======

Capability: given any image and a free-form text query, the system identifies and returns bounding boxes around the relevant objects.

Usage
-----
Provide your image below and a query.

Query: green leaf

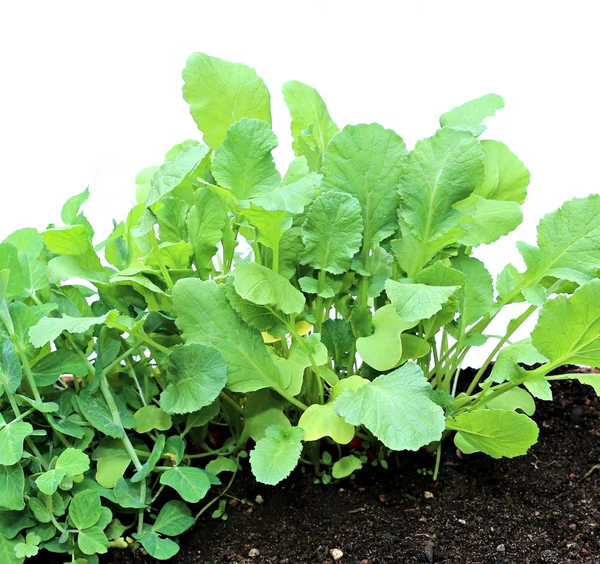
[133,532,179,560]
[485,387,536,416]
[0,464,25,510]
[77,526,109,555]
[134,405,172,432]
[332,455,362,479]
[31,349,88,387]
[173,279,285,393]
[70,490,101,530]
[163,436,185,466]
[397,127,485,273]
[0,510,35,540]
[160,344,227,415]
[356,305,412,371]
[212,118,280,200]
[4,228,48,293]
[92,439,131,488]
[225,279,284,333]
[241,389,290,443]
[475,140,530,204]
[334,362,445,450]
[146,143,209,206]
[56,447,90,475]
[439,93,504,135]
[205,457,238,476]
[452,255,494,328]
[29,313,108,348]
[233,262,305,315]
[300,192,363,274]
[385,280,457,323]
[250,425,304,485]
[77,388,135,439]
[183,52,272,150]
[0,533,24,564]
[0,244,25,298]
[131,434,165,484]
[0,340,22,396]
[488,338,548,385]
[61,186,90,225]
[516,195,600,288]
[114,477,147,509]
[322,123,406,248]
[448,409,539,458]
[0,422,33,466]
[321,319,353,368]
[187,187,227,273]
[35,469,66,496]
[13,532,41,559]
[155,197,188,243]
[152,500,194,536]
[532,279,600,366]
[298,404,354,444]
[282,80,339,162]
[159,466,212,503]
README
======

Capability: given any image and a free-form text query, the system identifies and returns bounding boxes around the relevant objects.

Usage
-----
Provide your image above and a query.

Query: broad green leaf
[205,457,238,475]
[532,279,600,366]
[334,362,445,450]
[488,338,548,385]
[133,532,179,560]
[485,387,536,415]
[36,448,89,494]
[475,140,530,204]
[35,469,66,496]
[69,490,101,530]
[77,388,135,439]
[225,278,285,333]
[397,127,485,273]
[332,455,362,479]
[187,187,227,273]
[0,244,25,298]
[92,439,131,488]
[241,389,290,442]
[160,344,227,415]
[31,349,88,387]
[155,197,188,243]
[152,500,194,536]
[300,192,363,274]
[61,186,90,225]
[233,262,305,315]
[173,279,285,393]
[439,93,504,135]
[0,422,33,466]
[385,280,457,323]
[182,401,221,433]
[415,262,466,287]
[448,409,538,458]
[516,195,600,289]
[282,80,338,161]
[0,464,25,510]
[43,225,94,256]
[29,313,108,348]
[212,118,281,200]
[0,340,22,395]
[576,375,600,395]
[0,533,24,564]
[321,319,353,368]
[400,334,431,362]
[114,477,147,509]
[0,510,35,540]
[183,52,272,149]
[452,255,494,328]
[356,305,412,371]
[250,425,304,485]
[146,144,209,206]
[4,228,48,293]
[77,526,109,555]
[298,404,354,444]
[131,434,165,484]
[453,195,523,246]
[163,436,185,466]
[323,124,406,249]
[159,466,212,503]
[134,405,172,432]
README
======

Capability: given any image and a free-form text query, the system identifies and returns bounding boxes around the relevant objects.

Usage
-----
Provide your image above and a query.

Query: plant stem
[219,391,244,415]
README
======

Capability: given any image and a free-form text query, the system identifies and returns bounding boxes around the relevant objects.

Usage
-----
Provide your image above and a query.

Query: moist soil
[56,368,600,563]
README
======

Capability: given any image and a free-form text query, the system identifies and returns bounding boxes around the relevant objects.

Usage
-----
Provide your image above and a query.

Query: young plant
[1,51,599,561]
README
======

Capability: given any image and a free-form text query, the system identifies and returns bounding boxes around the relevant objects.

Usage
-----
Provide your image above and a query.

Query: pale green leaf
[385,280,457,323]
[131,434,165,484]
[114,477,147,509]
[152,500,194,536]
[133,532,179,560]
[29,313,108,348]
[322,123,407,248]
[0,464,25,510]
[69,490,101,530]
[134,405,173,432]
[250,425,304,485]
[160,344,227,415]
[61,187,90,225]
[334,362,444,450]
[449,409,538,458]
[159,466,212,503]
[77,526,109,555]
[298,404,354,444]
[0,422,33,466]
[241,389,290,443]
[452,255,494,328]
[332,455,362,479]
[233,262,305,315]
[439,93,504,135]
[92,439,131,489]
[183,52,271,149]
[205,457,238,475]
[0,341,22,395]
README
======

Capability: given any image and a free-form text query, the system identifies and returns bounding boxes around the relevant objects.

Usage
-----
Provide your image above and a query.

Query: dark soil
[60,369,600,563]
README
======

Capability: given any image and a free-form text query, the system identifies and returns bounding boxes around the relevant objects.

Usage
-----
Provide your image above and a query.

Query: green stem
[219,391,243,415]
[433,444,442,481]
[195,466,238,522]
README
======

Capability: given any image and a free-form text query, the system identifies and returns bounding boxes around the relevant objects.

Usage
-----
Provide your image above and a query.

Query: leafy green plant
[1,51,599,562]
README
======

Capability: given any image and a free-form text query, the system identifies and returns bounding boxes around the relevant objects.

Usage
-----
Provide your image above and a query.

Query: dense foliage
[1,52,599,562]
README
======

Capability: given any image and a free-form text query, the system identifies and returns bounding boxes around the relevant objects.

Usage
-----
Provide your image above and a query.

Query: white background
[1,1,599,364]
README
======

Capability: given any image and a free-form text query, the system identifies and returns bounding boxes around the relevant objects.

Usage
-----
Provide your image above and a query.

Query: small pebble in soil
[458,519,466,525]
[423,491,434,499]
[249,548,260,557]
[569,523,577,530]
[255,494,264,504]
[330,548,344,560]
[496,544,506,553]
